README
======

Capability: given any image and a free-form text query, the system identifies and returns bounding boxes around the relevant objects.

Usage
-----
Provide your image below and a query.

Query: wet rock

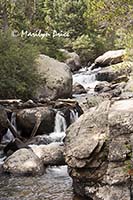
[54,99,83,127]
[27,135,52,145]
[16,107,55,138]
[30,142,65,166]
[3,148,44,175]
[64,99,133,199]
[95,82,122,98]
[36,54,72,100]
[92,49,125,69]
[3,138,28,156]
[96,62,132,82]
[94,82,111,93]
[73,83,87,95]
[58,107,71,128]
[0,164,4,174]
[95,82,126,99]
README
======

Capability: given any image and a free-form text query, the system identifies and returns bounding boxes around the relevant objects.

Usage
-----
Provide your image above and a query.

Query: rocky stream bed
[0,50,133,200]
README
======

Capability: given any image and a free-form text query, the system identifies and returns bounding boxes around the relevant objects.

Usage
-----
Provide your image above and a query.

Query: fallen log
[7,119,22,140]
[0,99,22,104]
[30,112,42,139]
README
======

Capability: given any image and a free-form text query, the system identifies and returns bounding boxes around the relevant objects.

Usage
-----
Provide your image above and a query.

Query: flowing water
[49,110,78,142]
[49,111,67,142]
[2,113,16,143]
[73,67,101,94]
[0,109,84,200]
[0,68,97,200]
[0,165,85,200]
[70,109,79,123]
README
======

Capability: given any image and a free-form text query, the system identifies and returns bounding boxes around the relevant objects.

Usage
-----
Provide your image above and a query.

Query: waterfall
[49,111,67,142]
[73,70,96,89]
[70,109,78,123]
[54,111,67,133]
[1,112,17,143]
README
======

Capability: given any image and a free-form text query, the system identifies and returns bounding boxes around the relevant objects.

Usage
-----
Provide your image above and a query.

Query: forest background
[0,0,133,99]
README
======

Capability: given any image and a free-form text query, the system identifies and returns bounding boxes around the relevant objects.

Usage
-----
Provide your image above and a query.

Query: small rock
[94,82,111,93]
[30,142,65,166]
[73,83,87,95]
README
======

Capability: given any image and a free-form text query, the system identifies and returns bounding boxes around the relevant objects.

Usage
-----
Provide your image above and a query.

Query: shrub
[72,34,110,65]
[0,32,41,100]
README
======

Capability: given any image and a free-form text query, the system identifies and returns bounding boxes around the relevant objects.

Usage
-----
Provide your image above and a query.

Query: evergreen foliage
[0,32,40,99]
[0,0,133,99]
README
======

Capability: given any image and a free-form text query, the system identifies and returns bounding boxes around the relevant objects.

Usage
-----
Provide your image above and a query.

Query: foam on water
[73,67,101,92]
[49,111,67,142]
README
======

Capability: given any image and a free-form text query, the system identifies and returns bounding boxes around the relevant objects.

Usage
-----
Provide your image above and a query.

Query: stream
[0,166,76,200]
[0,67,98,200]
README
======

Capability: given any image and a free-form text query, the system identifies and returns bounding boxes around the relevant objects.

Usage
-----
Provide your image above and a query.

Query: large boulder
[36,54,72,100]
[96,61,132,82]
[65,101,110,169]
[59,49,81,72]
[16,107,55,138]
[64,100,133,200]
[30,142,65,166]
[3,148,44,175]
[92,49,126,69]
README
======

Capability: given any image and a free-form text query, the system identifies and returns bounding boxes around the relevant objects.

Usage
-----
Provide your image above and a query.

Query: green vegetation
[0,32,40,99]
[0,0,133,99]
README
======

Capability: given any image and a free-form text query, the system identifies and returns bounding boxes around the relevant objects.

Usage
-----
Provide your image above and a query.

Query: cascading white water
[50,109,79,142]
[1,112,17,143]
[73,67,101,93]
[0,155,6,164]
[49,111,67,142]
[70,109,79,123]
[54,111,67,133]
